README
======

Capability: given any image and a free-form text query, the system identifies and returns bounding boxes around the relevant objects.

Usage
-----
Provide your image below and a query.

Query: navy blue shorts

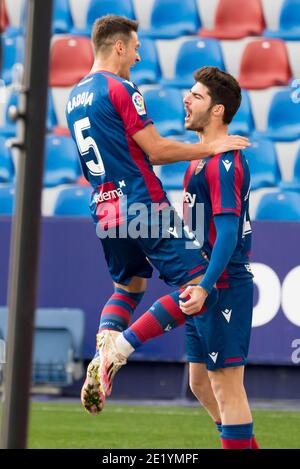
[185,280,254,371]
[99,208,207,287]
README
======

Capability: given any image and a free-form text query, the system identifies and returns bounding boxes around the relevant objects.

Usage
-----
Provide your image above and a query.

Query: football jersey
[66,71,169,228]
[183,150,253,287]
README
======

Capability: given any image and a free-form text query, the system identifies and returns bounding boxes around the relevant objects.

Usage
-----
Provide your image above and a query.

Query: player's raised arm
[132,124,250,165]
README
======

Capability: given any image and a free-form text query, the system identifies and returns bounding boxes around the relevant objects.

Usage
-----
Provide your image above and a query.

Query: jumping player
[66,15,249,416]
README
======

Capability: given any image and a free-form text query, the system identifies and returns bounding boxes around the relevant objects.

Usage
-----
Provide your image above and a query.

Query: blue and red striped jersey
[183,150,253,287]
[66,71,169,227]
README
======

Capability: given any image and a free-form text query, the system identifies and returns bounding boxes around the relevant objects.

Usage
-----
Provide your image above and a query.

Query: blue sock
[221,422,253,449]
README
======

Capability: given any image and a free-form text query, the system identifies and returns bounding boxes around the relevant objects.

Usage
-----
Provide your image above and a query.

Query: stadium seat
[72,0,136,35]
[0,0,9,32]
[255,190,300,220]
[53,186,92,216]
[0,307,84,386]
[238,39,292,89]
[264,0,300,41]
[49,36,93,87]
[229,89,255,136]
[0,89,57,137]
[140,0,200,39]
[0,136,14,183]
[51,0,73,34]
[0,185,15,215]
[253,89,300,141]
[130,38,161,85]
[143,87,185,136]
[160,161,190,190]
[161,38,225,88]
[280,146,300,192]
[200,0,265,39]
[243,138,281,190]
[1,33,24,85]
[44,135,79,187]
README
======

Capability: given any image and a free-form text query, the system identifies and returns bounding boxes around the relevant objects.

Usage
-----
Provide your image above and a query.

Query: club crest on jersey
[132,92,146,115]
[195,159,206,175]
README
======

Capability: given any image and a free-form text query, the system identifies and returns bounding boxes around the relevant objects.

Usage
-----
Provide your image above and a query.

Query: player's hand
[179,285,208,315]
[210,135,250,155]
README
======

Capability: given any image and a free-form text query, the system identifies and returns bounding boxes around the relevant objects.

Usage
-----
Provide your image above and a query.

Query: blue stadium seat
[72,0,136,35]
[0,137,14,183]
[143,87,185,136]
[160,161,189,190]
[0,307,85,386]
[229,89,255,136]
[1,33,24,85]
[255,190,300,220]
[52,0,73,34]
[264,0,300,41]
[0,185,15,215]
[280,146,300,192]
[44,135,79,187]
[130,38,161,85]
[53,186,92,216]
[253,89,300,141]
[140,0,201,39]
[243,138,281,190]
[161,38,225,88]
[0,89,57,137]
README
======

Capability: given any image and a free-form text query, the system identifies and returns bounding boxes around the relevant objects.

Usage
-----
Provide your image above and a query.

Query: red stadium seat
[0,0,9,32]
[49,36,93,86]
[200,0,265,39]
[238,39,292,89]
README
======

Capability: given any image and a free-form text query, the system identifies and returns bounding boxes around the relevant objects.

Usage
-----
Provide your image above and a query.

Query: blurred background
[0,0,300,449]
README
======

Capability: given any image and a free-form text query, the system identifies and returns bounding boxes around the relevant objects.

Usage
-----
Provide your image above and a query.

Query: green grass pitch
[28,402,300,449]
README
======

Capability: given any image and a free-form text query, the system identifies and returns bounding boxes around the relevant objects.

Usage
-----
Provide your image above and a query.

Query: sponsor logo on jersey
[132,92,146,115]
[183,191,196,207]
[94,187,124,203]
[222,159,232,172]
[195,159,206,175]
[208,352,218,363]
[221,308,232,323]
[67,91,94,113]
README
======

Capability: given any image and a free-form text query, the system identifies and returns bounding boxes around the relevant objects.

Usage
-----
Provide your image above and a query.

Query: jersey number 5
[74,117,105,176]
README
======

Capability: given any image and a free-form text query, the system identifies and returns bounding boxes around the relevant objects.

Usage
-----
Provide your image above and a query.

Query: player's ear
[115,39,125,55]
[212,104,224,118]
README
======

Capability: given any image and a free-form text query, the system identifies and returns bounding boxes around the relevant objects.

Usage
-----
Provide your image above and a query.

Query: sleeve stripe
[205,153,222,213]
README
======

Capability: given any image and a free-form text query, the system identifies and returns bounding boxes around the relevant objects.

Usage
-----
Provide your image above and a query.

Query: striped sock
[215,421,222,434]
[221,423,253,449]
[122,287,218,350]
[251,435,260,449]
[99,288,144,333]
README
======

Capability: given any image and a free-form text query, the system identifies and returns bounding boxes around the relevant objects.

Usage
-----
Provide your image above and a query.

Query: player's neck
[199,124,228,143]
[90,58,123,77]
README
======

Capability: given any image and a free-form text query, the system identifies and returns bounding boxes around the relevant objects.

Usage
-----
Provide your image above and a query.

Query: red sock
[221,438,252,449]
[251,435,260,449]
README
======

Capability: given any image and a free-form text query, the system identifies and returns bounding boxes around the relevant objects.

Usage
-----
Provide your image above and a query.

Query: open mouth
[185,112,191,122]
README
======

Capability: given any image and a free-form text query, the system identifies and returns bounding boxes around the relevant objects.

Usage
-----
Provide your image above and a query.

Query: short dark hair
[92,15,139,55]
[194,66,241,124]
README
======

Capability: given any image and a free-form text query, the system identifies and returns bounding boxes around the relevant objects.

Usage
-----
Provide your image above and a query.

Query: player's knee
[114,277,147,293]
[189,378,213,405]
[209,369,244,411]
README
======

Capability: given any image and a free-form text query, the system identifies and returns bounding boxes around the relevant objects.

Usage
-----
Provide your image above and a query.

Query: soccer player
[179,66,258,449]
[66,15,249,415]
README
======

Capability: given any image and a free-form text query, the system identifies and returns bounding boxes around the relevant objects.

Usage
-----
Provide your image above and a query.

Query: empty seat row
[5,0,300,41]
[2,85,299,142]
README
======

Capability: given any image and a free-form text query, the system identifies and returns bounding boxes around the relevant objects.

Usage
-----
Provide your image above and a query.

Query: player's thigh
[114,276,147,293]
[100,236,153,286]
[137,209,208,287]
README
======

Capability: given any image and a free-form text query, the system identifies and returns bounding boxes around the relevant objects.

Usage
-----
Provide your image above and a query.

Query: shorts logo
[132,92,146,115]
[221,308,232,323]
[164,324,172,332]
[208,352,218,363]
[195,159,206,175]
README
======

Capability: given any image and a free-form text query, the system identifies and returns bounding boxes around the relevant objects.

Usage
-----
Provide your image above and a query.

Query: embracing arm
[132,124,249,165]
